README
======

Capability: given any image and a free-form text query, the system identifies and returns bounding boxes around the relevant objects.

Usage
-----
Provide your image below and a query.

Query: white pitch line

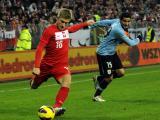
[0,70,159,93]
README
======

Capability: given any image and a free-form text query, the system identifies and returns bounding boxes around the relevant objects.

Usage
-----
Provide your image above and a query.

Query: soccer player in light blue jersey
[91,12,142,102]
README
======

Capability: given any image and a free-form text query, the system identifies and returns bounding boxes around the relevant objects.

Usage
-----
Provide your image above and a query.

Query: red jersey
[34,22,88,68]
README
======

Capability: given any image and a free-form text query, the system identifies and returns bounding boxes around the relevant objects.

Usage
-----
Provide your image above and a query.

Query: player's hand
[32,67,40,75]
[86,20,96,26]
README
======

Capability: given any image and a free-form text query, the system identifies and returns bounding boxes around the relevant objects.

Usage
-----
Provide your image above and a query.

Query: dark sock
[98,76,111,89]
[94,76,111,97]
[94,89,103,97]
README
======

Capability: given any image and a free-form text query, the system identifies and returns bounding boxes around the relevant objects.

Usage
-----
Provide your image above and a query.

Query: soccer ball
[38,105,55,120]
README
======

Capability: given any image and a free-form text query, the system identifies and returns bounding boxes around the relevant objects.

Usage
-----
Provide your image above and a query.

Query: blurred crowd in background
[0,0,160,49]
[1,0,160,29]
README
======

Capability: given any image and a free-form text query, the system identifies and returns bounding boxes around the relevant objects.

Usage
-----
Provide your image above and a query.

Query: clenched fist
[32,67,40,75]
[86,20,96,26]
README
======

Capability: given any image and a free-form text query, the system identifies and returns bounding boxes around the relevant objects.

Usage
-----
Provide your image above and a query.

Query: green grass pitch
[0,64,160,120]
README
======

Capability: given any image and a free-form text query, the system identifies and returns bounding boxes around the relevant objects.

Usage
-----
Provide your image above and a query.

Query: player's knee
[117,70,125,78]
[115,69,125,78]
[61,79,71,88]
[63,82,71,88]
[60,74,72,87]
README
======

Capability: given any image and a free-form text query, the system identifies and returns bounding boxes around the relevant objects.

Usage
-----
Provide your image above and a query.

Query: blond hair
[57,8,73,20]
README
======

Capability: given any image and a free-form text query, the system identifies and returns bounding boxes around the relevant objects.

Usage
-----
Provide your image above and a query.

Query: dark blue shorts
[96,52,123,77]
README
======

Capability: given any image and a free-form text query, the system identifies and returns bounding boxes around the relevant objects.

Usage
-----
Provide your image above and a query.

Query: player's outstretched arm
[90,19,118,29]
[119,32,140,46]
[67,20,95,33]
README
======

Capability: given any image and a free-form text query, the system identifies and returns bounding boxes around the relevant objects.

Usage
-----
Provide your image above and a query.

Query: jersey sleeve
[34,42,46,67]
[34,28,51,67]
[90,19,118,28]
[40,28,51,44]
[67,22,88,33]
[116,28,140,46]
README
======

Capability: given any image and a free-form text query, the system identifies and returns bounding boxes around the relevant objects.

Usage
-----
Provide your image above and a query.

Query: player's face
[121,17,131,29]
[57,19,69,30]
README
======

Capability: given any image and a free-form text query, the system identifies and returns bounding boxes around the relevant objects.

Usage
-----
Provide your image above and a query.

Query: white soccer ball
[38,105,55,120]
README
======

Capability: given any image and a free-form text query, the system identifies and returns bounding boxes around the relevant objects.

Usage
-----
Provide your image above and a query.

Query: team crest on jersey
[55,30,69,40]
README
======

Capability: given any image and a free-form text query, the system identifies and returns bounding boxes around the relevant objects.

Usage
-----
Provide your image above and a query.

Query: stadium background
[0,0,160,50]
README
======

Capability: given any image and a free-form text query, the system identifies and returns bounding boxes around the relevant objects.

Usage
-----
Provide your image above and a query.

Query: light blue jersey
[91,19,140,55]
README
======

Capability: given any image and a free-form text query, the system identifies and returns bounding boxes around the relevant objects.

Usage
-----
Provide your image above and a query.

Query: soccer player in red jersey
[30,8,95,116]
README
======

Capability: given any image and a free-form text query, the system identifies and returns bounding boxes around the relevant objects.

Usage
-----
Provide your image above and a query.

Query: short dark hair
[120,12,131,20]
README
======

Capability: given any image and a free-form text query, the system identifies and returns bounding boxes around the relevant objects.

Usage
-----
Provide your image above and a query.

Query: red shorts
[33,63,70,84]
